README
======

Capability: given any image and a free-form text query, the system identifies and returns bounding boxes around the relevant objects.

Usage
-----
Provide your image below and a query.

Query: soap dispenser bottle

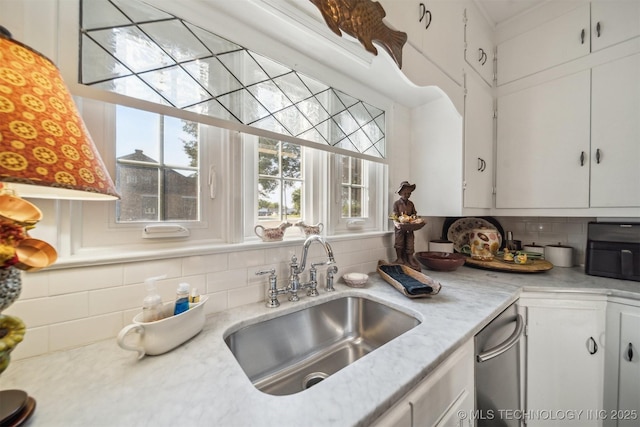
[174,282,190,315]
[142,275,165,322]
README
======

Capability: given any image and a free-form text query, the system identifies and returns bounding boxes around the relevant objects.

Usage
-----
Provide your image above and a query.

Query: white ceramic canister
[545,243,574,267]
[429,240,454,253]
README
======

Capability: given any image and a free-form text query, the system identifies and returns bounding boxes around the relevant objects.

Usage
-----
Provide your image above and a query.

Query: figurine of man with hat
[392,181,421,270]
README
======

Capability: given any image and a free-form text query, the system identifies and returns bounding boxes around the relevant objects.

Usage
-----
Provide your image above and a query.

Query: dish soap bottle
[174,282,190,315]
[142,275,165,322]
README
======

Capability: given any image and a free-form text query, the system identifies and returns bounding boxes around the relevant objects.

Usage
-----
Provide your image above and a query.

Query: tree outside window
[258,138,303,223]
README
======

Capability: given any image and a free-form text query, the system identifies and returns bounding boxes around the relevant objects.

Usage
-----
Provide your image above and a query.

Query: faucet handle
[256,268,276,277]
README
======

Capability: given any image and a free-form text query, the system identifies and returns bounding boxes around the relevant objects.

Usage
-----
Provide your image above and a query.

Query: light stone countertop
[2,265,639,427]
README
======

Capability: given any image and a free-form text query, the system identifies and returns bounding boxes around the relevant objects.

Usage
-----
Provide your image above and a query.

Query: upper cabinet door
[497,4,590,85]
[591,1,640,52]
[590,52,640,208]
[464,71,494,209]
[496,70,591,209]
[421,1,465,85]
[465,2,495,86]
[380,0,424,53]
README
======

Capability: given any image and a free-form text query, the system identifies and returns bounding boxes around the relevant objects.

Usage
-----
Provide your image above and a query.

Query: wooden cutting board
[465,256,553,273]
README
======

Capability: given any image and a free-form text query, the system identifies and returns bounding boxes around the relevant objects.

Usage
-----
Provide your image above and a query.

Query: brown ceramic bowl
[15,238,57,271]
[415,251,466,271]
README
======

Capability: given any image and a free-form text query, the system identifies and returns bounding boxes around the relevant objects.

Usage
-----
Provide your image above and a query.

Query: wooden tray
[377,260,441,298]
[464,256,553,273]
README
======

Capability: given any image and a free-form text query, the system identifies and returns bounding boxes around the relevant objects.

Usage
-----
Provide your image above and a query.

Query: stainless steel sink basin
[224,296,420,395]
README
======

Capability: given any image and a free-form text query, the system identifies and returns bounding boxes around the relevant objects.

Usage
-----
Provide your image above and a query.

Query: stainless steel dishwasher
[475,302,525,427]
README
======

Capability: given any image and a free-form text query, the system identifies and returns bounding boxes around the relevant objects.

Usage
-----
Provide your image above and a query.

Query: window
[257,138,303,225]
[115,106,199,223]
[69,0,388,257]
[341,156,366,218]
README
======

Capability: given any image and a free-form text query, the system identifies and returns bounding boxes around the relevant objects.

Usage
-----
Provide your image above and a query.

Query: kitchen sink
[224,296,421,395]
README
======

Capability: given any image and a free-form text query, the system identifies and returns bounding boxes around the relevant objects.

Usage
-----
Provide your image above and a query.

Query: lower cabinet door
[523,296,606,426]
[617,311,640,427]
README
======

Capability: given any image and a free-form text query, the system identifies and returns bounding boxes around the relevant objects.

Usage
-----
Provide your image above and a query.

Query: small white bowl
[342,272,369,288]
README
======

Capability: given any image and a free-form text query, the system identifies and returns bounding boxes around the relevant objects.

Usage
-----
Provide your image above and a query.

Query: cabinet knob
[581,29,586,44]
[627,343,634,362]
[580,151,585,166]
[477,157,486,172]
[596,21,602,38]
[587,336,598,355]
[595,148,601,164]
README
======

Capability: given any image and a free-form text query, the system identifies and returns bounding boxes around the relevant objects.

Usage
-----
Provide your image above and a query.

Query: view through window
[115,105,199,222]
[257,138,303,224]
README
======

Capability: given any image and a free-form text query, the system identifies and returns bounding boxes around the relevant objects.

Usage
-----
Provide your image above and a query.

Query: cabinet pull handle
[419,3,432,29]
[477,158,486,172]
[596,21,601,38]
[581,28,586,44]
[580,151,585,166]
[478,48,488,65]
[627,343,634,362]
[595,148,601,164]
[588,337,598,355]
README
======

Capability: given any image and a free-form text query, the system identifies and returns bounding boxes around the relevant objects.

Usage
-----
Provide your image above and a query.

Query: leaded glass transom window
[79,0,386,158]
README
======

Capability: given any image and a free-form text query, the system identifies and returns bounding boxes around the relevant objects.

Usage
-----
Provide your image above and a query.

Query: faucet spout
[297,235,335,274]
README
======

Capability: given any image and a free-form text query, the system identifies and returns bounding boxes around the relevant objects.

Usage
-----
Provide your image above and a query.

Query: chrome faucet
[258,236,336,307]
[288,235,336,302]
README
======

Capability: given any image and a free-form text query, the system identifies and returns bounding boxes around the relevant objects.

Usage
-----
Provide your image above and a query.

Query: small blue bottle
[173,282,190,315]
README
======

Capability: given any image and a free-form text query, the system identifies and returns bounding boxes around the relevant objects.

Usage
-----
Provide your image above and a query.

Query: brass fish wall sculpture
[309,0,408,68]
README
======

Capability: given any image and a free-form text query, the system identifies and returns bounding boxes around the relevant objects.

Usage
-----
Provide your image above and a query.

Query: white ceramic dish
[117,296,208,359]
[342,273,369,288]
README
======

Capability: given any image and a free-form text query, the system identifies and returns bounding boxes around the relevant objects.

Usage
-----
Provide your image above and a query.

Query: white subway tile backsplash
[8,219,595,362]
[49,313,123,352]
[228,249,265,269]
[6,293,89,327]
[182,253,228,275]
[123,258,183,284]
[20,270,49,299]
[9,326,49,360]
[49,264,123,295]
[228,284,263,308]
[206,268,249,293]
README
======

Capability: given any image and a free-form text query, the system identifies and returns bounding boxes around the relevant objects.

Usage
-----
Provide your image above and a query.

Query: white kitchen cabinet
[497,2,640,85]
[591,1,640,53]
[520,294,607,427]
[497,3,590,85]
[373,339,474,427]
[496,70,591,208]
[463,70,493,209]
[604,301,640,427]
[464,1,494,86]
[380,0,464,85]
[590,52,640,207]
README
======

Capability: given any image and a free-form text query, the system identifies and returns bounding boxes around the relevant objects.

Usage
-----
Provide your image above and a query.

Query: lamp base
[0,389,35,426]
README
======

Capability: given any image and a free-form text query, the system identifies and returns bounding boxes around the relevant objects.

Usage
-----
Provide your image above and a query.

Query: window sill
[47,231,393,270]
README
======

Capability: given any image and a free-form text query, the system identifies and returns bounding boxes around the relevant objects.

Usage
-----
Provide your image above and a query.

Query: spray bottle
[142,275,166,322]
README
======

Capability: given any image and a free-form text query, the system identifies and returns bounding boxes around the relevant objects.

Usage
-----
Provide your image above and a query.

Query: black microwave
[586,222,640,282]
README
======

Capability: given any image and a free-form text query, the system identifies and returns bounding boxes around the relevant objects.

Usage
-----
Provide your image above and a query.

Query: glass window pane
[164,117,198,168]
[259,139,280,177]
[258,178,280,219]
[283,180,302,221]
[164,168,198,221]
[281,143,301,179]
[341,156,350,184]
[116,165,159,222]
[350,187,362,217]
[116,106,160,161]
[352,158,362,185]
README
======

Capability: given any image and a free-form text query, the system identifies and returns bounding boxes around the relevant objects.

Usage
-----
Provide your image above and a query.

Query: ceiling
[475,0,547,26]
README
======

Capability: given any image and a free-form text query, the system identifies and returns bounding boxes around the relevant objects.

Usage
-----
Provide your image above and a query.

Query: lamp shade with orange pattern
[0,28,119,200]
